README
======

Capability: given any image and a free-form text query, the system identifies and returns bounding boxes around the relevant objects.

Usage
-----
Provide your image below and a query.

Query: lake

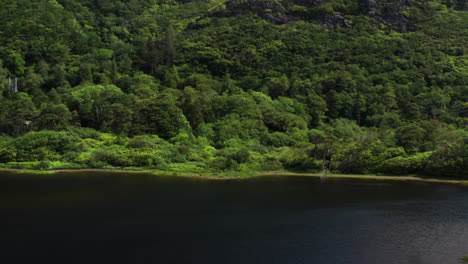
[0,171,467,264]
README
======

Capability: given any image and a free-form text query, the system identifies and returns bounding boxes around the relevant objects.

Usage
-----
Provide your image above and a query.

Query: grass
[0,165,466,186]
[257,171,468,186]
[0,161,84,170]
[16,170,56,175]
[461,256,468,263]
[166,162,205,173]
[0,161,42,170]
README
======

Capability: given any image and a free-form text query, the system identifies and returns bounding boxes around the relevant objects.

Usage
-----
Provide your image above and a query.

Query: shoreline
[258,172,468,186]
[0,168,467,187]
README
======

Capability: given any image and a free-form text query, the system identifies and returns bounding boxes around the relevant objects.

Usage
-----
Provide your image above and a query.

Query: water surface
[0,171,467,264]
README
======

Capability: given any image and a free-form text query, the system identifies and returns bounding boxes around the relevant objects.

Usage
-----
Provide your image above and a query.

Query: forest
[0,0,466,177]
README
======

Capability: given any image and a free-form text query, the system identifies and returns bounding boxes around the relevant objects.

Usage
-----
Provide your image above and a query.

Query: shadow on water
[0,171,467,264]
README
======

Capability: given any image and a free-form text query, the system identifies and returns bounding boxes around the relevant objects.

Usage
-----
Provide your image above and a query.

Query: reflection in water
[0,171,467,264]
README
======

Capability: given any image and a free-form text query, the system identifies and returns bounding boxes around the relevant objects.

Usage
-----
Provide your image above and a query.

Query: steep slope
[0,0,466,176]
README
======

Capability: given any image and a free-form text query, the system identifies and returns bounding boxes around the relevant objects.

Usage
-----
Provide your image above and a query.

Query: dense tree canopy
[0,0,466,177]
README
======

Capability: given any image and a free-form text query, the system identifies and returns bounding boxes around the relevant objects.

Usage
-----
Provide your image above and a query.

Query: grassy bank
[258,172,468,185]
[1,167,467,187]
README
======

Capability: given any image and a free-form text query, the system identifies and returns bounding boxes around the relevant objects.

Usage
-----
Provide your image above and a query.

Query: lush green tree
[68,85,133,133]
[135,93,190,139]
[0,93,37,137]
[36,104,72,130]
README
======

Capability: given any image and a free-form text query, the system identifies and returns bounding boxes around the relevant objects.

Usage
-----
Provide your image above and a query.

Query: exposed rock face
[295,10,352,28]
[211,0,349,26]
[211,0,292,24]
[358,0,416,32]
[176,0,210,3]
[320,12,352,28]
[289,0,328,7]
[206,0,423,31]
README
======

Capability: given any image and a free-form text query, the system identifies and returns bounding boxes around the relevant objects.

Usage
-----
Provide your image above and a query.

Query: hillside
[0,0,466,177]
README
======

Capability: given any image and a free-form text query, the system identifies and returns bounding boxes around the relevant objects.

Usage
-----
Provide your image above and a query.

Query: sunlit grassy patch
[166,162,205,173]
[16,170,56,175]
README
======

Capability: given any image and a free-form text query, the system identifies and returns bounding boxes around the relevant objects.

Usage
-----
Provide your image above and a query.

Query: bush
[67,127,101,139]
[207,156,239,171]
[14,131,80,161]
[190,145,216,161]
[276,148,313,170]
[378,147,406,160]
[376,152,432,175]
[229,148,251,164]
[0,146,16,162]
[76,138,103,151]
[128,135,156,149]
[262,132,292,147]
[334,143,382,174]
[289,128,310,147]
[90,148,129,167]
[128,151,167,168]
[34,161,51,170]
[424,143,467,178]
[250,159,284,171]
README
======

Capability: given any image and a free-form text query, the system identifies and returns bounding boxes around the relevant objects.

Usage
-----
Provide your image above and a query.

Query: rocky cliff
[207,0,431,31]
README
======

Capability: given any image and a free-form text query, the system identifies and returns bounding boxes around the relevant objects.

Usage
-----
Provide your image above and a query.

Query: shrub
[13,131,80,161]
[0,146,16,162]
[90,148,129,167]
[188,145,216,161]
[378,147,406,160]
[251,159,284,171]
[76,138,103,151]
[262,132,292,147]
[67,127,101,139]
[128,135,156,149]
[424,143,467,177]
[127,151,167,168]
[334,143,382,174]
[207,156,239,171]
[276,148,312,170]
[376,152,432,175]
[34,161,51,170]
[289,128,310,147]
[218,147,251,164]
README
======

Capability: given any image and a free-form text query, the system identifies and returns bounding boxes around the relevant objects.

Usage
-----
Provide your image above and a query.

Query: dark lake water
[0,171,467,264]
